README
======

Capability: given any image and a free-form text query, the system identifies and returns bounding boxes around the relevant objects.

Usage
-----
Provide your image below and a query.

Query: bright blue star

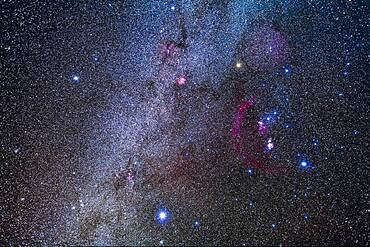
[247,168,253,176]
[194,219,201,228]
[313,139,319,146]
[283,65,292,75]
[272,223,277,229]
[72,75,80,83]
[267,45,273,54]
[298,159,316,172]
[156,208,171,225]
[304,214,310,220]
[92,54,99,62]
[300,160,308,167]
[261,111,280,125]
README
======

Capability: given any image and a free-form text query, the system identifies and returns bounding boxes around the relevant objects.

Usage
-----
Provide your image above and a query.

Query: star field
[1,0,369,246]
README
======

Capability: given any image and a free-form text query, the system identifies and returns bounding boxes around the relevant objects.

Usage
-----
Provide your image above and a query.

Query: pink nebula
[176,76,187,86]
[231,97,291,175]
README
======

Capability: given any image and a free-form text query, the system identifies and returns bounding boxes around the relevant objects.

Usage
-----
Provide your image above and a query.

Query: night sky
[1,0,369,246]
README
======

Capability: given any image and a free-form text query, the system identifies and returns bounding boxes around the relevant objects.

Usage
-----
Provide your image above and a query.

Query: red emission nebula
[231,97,292,175]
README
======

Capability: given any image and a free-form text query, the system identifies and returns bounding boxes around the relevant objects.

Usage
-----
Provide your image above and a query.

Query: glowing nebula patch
[231,97,291,175]
[176,76,187,86]
[239,25,289,72]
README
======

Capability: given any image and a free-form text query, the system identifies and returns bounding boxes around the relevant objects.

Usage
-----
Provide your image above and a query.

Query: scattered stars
[2,0,368,245]
[261,111,280,126]
[161,40,179,60]
[92,54,99,62]
[266,138,274,151]
[267,45,273,54]
[313,139,319,146]
[267,142,274,150]
[258,121,268,135]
